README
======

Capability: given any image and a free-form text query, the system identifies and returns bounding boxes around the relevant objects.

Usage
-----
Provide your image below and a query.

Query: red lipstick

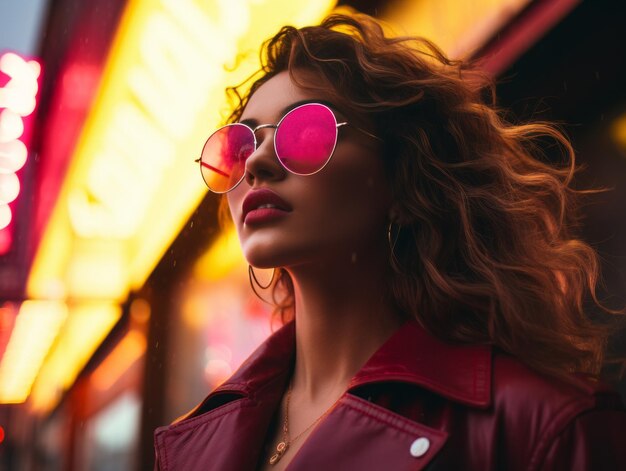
[242,188,292,226]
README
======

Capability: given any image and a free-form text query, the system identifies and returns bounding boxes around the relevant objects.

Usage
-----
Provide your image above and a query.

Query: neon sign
[0,52,41,253]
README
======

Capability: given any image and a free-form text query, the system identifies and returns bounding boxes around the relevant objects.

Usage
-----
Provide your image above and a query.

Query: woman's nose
[244,127,286,186]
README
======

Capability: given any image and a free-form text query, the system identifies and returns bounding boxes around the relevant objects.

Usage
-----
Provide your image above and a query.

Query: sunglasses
[196,102,377,193]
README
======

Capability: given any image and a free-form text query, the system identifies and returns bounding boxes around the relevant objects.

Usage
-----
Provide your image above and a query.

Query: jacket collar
[158,318,490,470]
[210,317,492,409]
[350,318,492,407]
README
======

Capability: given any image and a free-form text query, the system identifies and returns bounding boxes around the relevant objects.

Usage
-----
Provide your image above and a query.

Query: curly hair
[220,13,623,381]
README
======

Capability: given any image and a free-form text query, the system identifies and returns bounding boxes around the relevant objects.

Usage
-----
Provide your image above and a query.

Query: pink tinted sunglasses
[196,102,378,193]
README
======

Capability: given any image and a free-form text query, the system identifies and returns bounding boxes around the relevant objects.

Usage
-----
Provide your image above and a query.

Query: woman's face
[227,70,392,269]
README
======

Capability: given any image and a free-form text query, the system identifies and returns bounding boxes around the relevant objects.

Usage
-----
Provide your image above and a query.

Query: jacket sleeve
[538,409,626,470]
[154,449,162,471]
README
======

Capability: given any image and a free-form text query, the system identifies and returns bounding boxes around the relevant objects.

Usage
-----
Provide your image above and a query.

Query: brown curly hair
[219,13,623,381]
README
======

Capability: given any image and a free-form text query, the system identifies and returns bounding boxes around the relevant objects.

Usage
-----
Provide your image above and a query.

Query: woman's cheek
[226,189,245,227]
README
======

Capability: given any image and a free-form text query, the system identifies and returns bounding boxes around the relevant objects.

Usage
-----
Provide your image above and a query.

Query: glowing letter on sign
[0,53,41,235]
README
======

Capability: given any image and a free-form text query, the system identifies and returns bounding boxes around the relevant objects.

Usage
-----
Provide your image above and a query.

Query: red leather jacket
[154,319,626,470]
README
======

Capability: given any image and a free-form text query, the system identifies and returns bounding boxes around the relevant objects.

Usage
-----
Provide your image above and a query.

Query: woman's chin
[243,247,285,270]
[246,260,278,270]
[240,235,299,268]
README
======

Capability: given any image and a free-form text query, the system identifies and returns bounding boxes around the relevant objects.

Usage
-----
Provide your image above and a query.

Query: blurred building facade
[0,0,625,469]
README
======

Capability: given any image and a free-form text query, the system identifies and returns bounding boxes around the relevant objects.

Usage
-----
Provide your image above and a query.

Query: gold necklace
[268,381,338,465]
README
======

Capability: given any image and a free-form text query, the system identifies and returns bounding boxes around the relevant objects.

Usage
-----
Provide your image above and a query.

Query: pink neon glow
[0,225,11,254]
[0,204,11,230]
[0,52,42,253]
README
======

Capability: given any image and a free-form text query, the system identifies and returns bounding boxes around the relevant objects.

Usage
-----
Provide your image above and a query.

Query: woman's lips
[242,188,292,226]
[244,207,290,226]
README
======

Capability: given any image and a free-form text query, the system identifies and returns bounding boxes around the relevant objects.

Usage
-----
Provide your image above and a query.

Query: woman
[154,14,626,470]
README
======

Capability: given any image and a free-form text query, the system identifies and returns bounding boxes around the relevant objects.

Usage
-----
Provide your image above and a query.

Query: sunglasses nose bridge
[250,123,279,156]
[244,124,285,186]
[253,123,278,134]
[250,123,278,155]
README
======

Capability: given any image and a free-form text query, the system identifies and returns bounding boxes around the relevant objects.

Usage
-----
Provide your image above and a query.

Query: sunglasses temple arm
[195,158,231,178]
[337,122,382,142]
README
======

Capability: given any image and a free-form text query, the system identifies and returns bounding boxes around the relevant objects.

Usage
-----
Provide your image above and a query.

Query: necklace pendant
[269,441,288,465]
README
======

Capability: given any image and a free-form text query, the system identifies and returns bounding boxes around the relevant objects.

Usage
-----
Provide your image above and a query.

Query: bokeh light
[0,172,20,204]
[0,139,27,173]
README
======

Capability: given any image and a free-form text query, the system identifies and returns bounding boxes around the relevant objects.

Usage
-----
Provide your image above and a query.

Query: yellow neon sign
[383,0,532,56]
[29,302,121,412]
[16,0,336,410]
[29,0,337,301]
[0,301,67,403]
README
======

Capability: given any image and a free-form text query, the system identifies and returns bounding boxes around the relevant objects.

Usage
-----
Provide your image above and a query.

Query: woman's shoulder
[491,350,622,412]
[488,350,626,470]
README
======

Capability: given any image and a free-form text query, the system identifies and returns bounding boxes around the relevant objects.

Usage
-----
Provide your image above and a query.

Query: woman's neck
[285,250,405,404]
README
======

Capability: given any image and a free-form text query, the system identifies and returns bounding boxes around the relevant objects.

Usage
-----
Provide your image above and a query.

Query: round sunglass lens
[200,124,254,193]
[275,104,337,175]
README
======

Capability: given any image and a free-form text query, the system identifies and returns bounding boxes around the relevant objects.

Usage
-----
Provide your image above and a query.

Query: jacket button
[409,437,430,458]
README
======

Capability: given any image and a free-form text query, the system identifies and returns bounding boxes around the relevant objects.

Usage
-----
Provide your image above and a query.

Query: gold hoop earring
[248,265,276,290]
[387,222,402,273]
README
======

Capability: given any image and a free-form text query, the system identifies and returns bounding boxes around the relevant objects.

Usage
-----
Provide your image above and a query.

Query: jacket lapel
[285,393,448,471]
[154,376,287,470]
[154,322,296,470]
